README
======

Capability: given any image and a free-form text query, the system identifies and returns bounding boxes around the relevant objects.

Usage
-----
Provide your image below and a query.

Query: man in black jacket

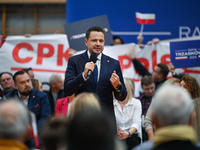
[128,48,169,91]
[46,73,65,115]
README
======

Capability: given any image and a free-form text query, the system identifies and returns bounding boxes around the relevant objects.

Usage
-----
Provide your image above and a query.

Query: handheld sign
[64,15,113,51]
[170,39,200,68]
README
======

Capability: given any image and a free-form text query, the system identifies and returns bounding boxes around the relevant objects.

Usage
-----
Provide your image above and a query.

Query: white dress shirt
[114,98,142,133]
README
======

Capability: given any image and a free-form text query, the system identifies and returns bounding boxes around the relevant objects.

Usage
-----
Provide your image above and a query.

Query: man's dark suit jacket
[64,51,127,118]
[4,89,51,130]
[45,89,65,115]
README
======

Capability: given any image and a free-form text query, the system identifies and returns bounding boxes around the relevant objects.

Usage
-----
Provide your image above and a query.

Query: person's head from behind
[68,92,101,119]
[22,68,34,79]
[31,78,43,92]
[13,71,33,97]
[85,26,105,56]
[66,109,115,150]
[152,63,169,82]
[0,72,14,92]
[180,75,200,99]
[41,116,68,150]
[141,75,155,97]
[0,99,31,142]
[151,84,195,129]
[113,36,124,45]
[49,73,63,92]
[164,77,180,86]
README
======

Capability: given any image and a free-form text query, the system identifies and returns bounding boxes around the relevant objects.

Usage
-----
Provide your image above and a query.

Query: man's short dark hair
[141,75,154,86]
[157,63,169,79]
[21,68,32,74]
[66,109,115,150]
[86,26,105,40]
[13,71,27,83]
[0,72,13,83]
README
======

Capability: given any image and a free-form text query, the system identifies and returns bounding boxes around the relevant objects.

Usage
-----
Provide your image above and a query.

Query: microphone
[86,52,97,80]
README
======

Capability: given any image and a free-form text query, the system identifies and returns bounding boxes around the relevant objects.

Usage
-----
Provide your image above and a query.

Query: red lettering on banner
[57,45,70,66]
[118,55,132,73]
[161,54,170,65]
[152,50,157,70]
[37,44,54,64]
[12,43,33,63]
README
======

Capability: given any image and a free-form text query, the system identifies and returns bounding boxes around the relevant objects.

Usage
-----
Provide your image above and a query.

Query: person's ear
[189,110,196,126]
[151,112,160,129]
[22,125,32,142]
[14,83,17,89]
[85,38,88,46]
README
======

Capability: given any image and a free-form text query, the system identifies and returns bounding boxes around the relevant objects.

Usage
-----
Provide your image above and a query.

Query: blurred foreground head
[66,109,115,150]
[0,99,31,141]
[152,84,195,128]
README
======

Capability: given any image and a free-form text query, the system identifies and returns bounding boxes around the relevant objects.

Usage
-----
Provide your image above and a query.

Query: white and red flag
[136,12,155,24]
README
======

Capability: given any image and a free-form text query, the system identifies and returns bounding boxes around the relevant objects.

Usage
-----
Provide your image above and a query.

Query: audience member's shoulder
[33,89,48,97]
[132,141,154,150]
[4,89,18,97]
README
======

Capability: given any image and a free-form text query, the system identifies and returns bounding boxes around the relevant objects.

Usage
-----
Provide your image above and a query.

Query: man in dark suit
[4,70,51,131]
[64,26,127,120]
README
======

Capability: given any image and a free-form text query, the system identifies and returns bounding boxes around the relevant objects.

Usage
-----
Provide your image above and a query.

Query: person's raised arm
[128,47,151,77]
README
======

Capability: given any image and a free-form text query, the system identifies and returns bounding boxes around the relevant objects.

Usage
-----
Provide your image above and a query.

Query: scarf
[154,125,196,147]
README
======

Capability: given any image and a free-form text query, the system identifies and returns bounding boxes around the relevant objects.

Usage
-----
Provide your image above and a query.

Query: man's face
[28,70,34,79]
[152,66,162,82]
[142,83,155,97]
[15,73,33,96]
[113,38,122,45]
[85,31,105,56]
[52,77,63,91]
[0,73,14,91]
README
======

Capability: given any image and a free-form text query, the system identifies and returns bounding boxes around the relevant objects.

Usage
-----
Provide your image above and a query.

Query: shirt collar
[87,50,102,61]
[114,98,134,106]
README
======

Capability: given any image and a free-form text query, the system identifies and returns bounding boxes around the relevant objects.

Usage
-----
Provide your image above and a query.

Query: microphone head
[89,52,97,63]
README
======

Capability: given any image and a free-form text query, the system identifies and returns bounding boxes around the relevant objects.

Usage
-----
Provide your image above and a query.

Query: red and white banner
[0,34,199,97]
[136,12,155,24]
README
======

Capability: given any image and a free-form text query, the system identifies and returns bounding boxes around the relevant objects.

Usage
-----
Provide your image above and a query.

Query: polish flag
[136,12,155,24]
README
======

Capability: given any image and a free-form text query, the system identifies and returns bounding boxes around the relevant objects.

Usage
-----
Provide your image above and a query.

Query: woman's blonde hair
[123,78,135,102]
[68,92,101,119]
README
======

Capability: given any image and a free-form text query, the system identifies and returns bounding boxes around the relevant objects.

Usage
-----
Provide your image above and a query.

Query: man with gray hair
[46,73,65,115]
[0,99,31,150]
[133,84,199,150]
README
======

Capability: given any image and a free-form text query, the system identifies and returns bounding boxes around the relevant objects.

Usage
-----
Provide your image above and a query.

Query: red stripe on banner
[11,67,65,73]
[136,18,155,24]
[133,78,142,82]
[182,68,200,74]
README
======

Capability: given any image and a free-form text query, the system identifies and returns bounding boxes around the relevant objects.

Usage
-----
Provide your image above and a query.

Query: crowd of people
[0,26,200,150]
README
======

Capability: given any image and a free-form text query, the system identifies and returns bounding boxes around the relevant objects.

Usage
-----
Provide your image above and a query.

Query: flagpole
[140,24,144,35]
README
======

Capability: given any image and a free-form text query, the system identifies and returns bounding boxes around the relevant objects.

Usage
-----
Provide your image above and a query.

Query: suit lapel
[81,50,96,91]
[96,54,111,90]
